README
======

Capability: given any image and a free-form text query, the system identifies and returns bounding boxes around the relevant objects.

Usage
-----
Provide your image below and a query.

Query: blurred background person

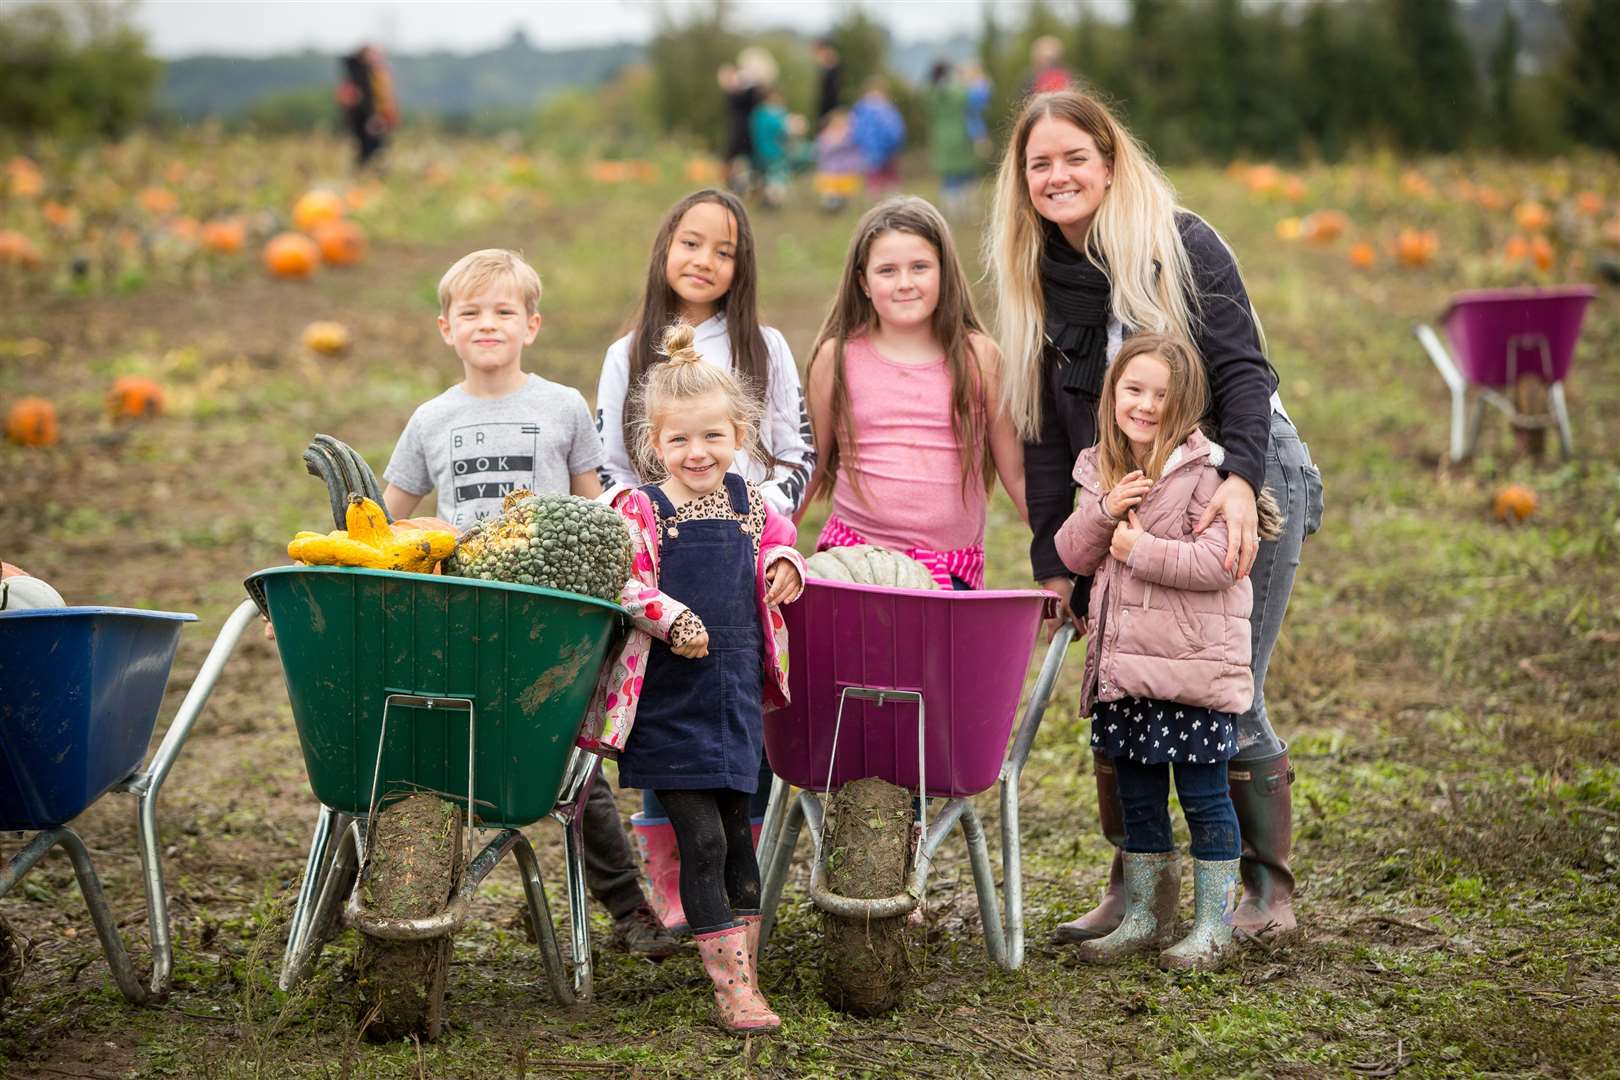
[813,38,843,128]
[336,44,398,169]
[1029,34,1074,94]
[850,75,905,195]
[927,60,979,217]
[813,108,863,213]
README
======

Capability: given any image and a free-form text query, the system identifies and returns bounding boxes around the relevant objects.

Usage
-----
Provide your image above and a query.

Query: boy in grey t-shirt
[382,250,675,960]
[382,250,602,526]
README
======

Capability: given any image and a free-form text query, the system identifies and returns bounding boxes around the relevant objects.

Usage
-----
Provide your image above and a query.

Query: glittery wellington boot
[1229,745,1299,939]
[1159,857,1240,971]
[630,813,687,934]
[1053,753,1128,942]
[694,924,781,1035]
[1072,851,1180,965]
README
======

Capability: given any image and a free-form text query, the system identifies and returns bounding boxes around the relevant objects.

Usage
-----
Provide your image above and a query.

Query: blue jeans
[1114,757,1241,860]
[1234,412,1324,762]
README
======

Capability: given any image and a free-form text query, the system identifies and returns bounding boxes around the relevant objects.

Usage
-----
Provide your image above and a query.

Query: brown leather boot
[1229,744,1298,939]
[1053,753,1128,943]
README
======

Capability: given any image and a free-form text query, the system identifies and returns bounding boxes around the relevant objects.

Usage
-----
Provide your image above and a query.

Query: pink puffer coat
[1055,431,1255,716]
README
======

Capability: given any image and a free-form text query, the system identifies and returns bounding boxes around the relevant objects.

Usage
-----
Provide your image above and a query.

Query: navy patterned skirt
[1090,694,1238,766]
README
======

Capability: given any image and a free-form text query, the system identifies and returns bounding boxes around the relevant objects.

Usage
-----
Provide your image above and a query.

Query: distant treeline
[3,0,1617,159]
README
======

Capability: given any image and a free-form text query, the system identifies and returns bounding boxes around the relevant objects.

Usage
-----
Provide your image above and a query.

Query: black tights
[655,788,760,933]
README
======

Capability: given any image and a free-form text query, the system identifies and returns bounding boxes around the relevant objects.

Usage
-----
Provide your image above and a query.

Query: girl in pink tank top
[804,196,1027,588]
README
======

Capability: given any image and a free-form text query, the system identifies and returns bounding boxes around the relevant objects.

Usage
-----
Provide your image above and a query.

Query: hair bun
[660,321,702,365]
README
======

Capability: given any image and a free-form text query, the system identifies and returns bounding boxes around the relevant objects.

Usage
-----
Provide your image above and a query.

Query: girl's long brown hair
[1098,332,1282,537]
[1096,333,1209,489]
[622,189,770,460]
[806,195,991,505]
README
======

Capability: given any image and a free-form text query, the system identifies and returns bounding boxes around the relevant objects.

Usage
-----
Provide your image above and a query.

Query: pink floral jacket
[577,482,805,756]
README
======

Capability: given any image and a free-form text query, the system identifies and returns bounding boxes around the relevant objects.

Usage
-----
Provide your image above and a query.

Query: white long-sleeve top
[594,313,816,515]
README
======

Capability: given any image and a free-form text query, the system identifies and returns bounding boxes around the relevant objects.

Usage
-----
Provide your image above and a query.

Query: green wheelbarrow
[247,564,624,1039]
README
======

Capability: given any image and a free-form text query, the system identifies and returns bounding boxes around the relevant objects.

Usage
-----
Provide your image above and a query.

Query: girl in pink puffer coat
[1054,332,1280,973]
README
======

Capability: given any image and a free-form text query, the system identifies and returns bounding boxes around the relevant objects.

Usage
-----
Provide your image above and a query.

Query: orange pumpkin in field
[312,219,367,266]
[1348,242,1376,269]
[0,230,42,268]
[6,397,58,447]
[293,189,345,232]
[202,217,246,254]
[1492,484,1537,523]
[138,187,178,214]
[265,232,319,278]
[1513,200,1550,233]
[1303,210,1349,245]
[1395,228,1438,268]
[1574,191,1604,218]
[108,376,166,419]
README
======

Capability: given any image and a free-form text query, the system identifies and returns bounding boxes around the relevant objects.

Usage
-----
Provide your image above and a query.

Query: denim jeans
[1234,412,1324,762]
[1114,756,1242,860]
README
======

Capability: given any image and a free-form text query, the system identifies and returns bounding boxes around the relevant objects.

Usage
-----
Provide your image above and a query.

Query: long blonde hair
[631,322,766,483]
[986,91,1199,440]
[806,196,991,504]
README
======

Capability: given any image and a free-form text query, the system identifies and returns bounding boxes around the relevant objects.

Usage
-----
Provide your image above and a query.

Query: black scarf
[1038,222,1112,397]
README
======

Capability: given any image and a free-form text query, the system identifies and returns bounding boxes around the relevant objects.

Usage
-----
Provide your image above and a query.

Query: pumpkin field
[2,135,1618,1079]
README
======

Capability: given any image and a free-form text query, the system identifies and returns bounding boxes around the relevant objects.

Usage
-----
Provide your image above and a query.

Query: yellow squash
[288,496,456,573]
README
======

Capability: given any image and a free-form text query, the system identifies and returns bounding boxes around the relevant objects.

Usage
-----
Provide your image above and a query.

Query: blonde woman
[986,90,1324,944]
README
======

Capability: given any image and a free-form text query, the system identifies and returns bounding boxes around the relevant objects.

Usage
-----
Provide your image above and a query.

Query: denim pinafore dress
[617,473,765,793]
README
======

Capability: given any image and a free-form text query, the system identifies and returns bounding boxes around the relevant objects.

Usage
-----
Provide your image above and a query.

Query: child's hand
[1104,470,1153,519]
[673,630,710,659]
[765,559,803,605]
[1110,511,1146,563]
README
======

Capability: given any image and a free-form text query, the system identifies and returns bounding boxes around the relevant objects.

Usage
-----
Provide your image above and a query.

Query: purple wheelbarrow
[756,579,1071,970]
[1415,285,1596,461]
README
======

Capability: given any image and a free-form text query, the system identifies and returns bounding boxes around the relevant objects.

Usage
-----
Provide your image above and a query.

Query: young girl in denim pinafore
[596,322,805,1034]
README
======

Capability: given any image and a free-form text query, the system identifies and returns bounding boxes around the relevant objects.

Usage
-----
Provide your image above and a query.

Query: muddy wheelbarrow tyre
[0,912,21,1005]
[819,778,914,1018]
[353,795,465,1042]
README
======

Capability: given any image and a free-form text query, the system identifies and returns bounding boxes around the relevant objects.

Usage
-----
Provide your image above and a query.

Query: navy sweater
[1025,212,1278,583]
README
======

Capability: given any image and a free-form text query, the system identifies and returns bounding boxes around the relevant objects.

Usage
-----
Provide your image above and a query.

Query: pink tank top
[829,336,987,553]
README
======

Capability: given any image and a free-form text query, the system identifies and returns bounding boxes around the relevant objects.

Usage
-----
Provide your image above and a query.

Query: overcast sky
[121,1,1019,59]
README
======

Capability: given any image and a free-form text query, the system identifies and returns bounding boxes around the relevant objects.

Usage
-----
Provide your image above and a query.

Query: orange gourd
[138,187,178,214]
[0,230,42,269]
[293,190,345,232]
[1513,201,1550,232]
[1303,210,1348,245]
[265,232,319,278]
[108,376,165,419]
[1395,229,1438,268]
[1348,242,1376,269]
[312,219,367,266]
[1492,484,1537,523]
[202,217,246,254]
[6,398,58,447]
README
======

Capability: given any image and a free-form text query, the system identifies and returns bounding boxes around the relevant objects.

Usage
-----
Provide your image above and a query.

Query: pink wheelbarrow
[1415,285,1596,461]
[755,579,1072,972]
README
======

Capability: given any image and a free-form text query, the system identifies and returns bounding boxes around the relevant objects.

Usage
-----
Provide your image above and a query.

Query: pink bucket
[764,580,1051,799]
[1443,286,1596,387]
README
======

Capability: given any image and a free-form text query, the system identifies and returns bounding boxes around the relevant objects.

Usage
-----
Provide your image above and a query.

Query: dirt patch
[516,637,593,716]
[820,777,914,1017]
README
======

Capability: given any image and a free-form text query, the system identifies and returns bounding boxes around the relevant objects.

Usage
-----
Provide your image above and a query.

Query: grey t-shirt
[384,374,605,529]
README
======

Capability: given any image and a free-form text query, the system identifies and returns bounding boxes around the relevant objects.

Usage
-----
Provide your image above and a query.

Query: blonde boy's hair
[437,249,542,317]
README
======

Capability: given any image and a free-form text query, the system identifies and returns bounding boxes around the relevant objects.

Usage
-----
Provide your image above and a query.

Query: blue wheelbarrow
[0,601,260,1004]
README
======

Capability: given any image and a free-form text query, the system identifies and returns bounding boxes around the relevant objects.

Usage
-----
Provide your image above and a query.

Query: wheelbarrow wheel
[353,794,465,1041]
[0,912,22,1005]
[820,778,914,1017]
